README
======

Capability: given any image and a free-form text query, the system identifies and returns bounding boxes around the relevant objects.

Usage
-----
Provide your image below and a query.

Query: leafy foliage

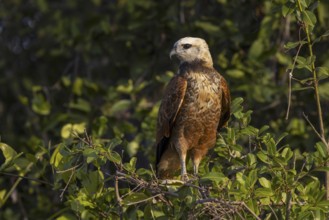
[1,0,329,219]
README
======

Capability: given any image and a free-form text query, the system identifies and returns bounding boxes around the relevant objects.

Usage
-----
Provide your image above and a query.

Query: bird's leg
[176,146,188,181]
[180,153,188,181]
[193,159,200,176]
[192,149,206,178]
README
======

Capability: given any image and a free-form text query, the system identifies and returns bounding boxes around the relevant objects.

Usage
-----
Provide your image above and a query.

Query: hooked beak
[169,48,177,60]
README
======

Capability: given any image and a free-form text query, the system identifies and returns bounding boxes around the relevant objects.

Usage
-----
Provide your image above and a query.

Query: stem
[296,0,329,199]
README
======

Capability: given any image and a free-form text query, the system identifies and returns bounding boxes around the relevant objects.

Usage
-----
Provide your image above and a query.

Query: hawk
[156,37,231,180]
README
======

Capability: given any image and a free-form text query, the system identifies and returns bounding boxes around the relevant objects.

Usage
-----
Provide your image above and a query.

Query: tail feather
[156,137,169,174]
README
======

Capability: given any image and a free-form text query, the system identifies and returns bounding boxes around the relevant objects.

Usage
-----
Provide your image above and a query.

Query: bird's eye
[182,44,192,49]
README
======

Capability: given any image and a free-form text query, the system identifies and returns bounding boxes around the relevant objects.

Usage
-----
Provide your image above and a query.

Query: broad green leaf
[247,153,256,167]
[257,151,271,164]
[61,123,86,139]
[72,123,86,134]
[200,172,227,184]
[265,138,276,156]
[247,169,258,187]
[0,143,19,170]
[259,177,271,188]
[315,142,327,158]
[302,10,317,27]
[82,170,104,195]
[107,151,121,164]
[255,188,274,197]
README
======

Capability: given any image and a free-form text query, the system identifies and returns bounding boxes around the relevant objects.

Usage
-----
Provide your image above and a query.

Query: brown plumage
[156,37,231,180]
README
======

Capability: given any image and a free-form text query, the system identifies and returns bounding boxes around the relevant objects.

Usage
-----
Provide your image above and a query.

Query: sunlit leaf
[259,177,271,188]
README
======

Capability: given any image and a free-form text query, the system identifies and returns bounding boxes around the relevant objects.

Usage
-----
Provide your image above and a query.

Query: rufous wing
[217,76,231,130]
[156,75,187,168]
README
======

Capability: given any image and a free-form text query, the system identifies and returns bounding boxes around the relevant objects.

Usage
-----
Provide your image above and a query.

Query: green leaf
[83,148,98,164]
[313,167,329,172]
[81,170,104,195]
[0,143,19,170]
[68,98,91,112]
[302,10,317,27]
[259,177,271,188]
[226,69,245,79]
[257,151,271,164]
[32,93,51,115]
[247,169,258,187]
[50,145,63,168]
[265,138,276,156]
[281,147,294,161]
[231,97,244,114]
[284,41,307,49]
[109,100,132,115]
[317,67,329,77]
[259,125,269,135]
[129,157,137,169]
[317,200,329,208]
[123,192,149,205]
[61,123,86,139]
[241,126,259,136]
[282,4,294,17]
[195,21,220,34]
[255,188,274,197]
[200,172,227,184]
[249,39,264,58]
[315,142,328,158]
[73,77,83,96]
[247,153,256,167]
[107,151,121,164]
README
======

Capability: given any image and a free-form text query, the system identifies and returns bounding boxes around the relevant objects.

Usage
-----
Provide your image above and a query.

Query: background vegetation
[1,0,329,219]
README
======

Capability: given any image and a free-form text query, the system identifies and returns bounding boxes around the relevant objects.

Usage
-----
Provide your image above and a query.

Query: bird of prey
[155,37,231,180]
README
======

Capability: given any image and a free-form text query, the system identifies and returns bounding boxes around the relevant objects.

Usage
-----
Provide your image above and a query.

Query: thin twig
[285,27,304,120]
[115,176,122,204]
[303,112,327,144]
[285,191,292,220]
[56,163,82,173]
[241,202,262,220]
[268,204,279,220]
[59,169,75,201]
[0,171,53,186]
[126,194,162,206]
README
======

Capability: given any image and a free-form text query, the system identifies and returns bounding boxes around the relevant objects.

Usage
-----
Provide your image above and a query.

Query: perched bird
[155,37,231,180]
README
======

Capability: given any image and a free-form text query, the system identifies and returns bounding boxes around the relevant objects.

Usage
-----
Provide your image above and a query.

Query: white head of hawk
[169,37,213,67]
